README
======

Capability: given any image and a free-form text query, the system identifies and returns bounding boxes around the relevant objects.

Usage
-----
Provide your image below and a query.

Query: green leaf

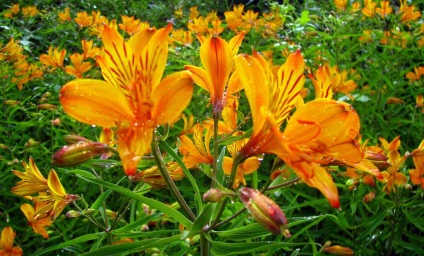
[76,175,192,229]
[90,189,112,212]
[80,234,181,256]
[211,240,312,256]
[33,233,103,256]
[216,146,226,185]
[114,213,162,232]
[68,169,97,178]
[182,203,217,239]
[357,210,387,241]
[159,140,203,213]
[215,223,270,240]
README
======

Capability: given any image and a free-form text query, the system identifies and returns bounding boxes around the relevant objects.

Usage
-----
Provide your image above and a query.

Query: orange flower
[44,170,79,219]
[405,66,424,83]
[223,131,260,188]
[386,97,404,104]
[322,245,354,255]
[178,123,213,168]
[74,11,93,28]
[234,51,363,208]
[334,0,347,11]
[21,6,39,17]
[362,0,376,18]
[409,155,424,189]
[379,136,401,153]
[64,53,92,78]
[0,227,23,256]
[359,30,373,43]
[399,0,421,24]
[60,24,193,176]
[118,16,142,35]
[375,1,392,17]
[58,7,71,22]
[185,34,244,116]
[381,150,407,194]
[11,157,48,197]
[39,46,66,71]
[20,202,53,239]
[133,162,185,188]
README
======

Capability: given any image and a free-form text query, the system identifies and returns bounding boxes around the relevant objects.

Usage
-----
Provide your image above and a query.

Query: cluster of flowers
[11,158,78,239]
[0,38,43,90]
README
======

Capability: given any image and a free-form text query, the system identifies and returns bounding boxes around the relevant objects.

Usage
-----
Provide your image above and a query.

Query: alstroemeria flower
[409,155,424,189]
[185,33,244,115]
[223,131,260,188]
[179,123,214,168]
[234,51,363,208]
[381,150,407,194]
[20,202,53,239]
[11,157,48,196]
[0,226,23,256]
[60,24,194,176]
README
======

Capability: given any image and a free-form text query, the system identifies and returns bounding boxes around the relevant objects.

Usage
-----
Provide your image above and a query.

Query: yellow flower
[375,1,392,17]
[133,162,185,188]
[235,51,363,208]
[11,157,48,197]
[409,155,424,189]
[0,227,23,256]
[58,7,71,22]
[362,0,377,18]
[21,6,39,17]
[334,0,347,11]
[379,136,401,153]
[381,150,407,194]
[185,34,244,116]
[399,0,421,24]
[39,46,66,71]
[118,16,142,35]
[64,53,92,78]
[179,123,214,168]
[60,24,193,176]
[74,11,93,28]
[20,202,53,239]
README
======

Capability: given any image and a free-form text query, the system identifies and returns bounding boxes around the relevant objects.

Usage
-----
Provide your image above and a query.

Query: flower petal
[99,25,136,91]
[60,79,134,127]
[47,169,67,199]
[117,125,153,176]
[184,65,213,93]
[270,50,305,126]
[291,162,340,208]
[234,54,269,137]
[152,71,193,125]
[200,37,233,106]
[140,23,173,91]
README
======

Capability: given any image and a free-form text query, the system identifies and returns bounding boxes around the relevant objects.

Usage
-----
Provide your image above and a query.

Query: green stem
[151,137,196,221]
[200,233,210,256]
[211,112,220,188]
[206,154,244,231]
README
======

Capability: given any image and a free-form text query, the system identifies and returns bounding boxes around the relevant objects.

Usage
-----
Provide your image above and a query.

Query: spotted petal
[60,79,134,127]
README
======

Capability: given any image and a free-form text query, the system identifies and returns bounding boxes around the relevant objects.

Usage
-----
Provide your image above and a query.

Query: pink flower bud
[238,187,290,237]
[203,188,223,202]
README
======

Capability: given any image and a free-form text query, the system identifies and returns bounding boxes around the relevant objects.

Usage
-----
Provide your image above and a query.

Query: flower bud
[203,188,223,202]
[3,100,20,105]
[83,209,96,215]
[52,141,110,167]
[66,210,82,218]
[322,245,354,255]
[364,151,391,170]
[238,187,290,237]
[25,138,40,147]
[63,135,91,144]
[37,103,58,110]
[363,191,375,203]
